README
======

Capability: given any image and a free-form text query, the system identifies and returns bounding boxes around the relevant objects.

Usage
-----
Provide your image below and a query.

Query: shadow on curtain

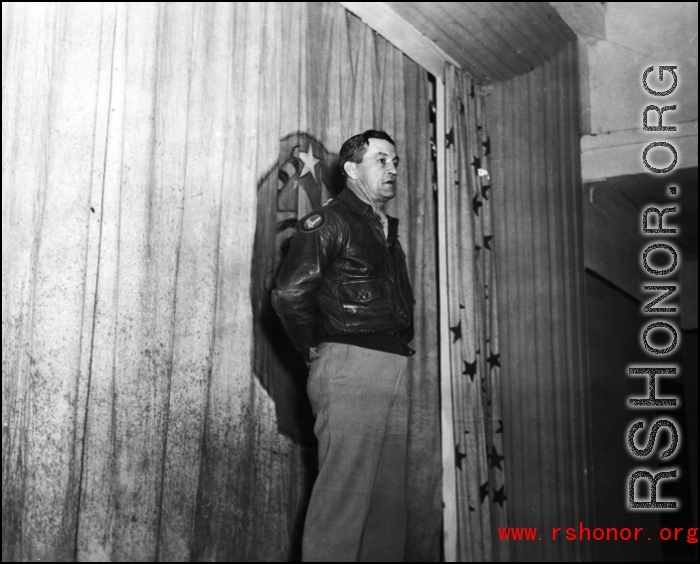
[249,4,442,560]
[252,133,340,447]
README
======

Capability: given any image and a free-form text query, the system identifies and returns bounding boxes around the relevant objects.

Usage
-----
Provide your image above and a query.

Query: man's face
[347,138,400,205]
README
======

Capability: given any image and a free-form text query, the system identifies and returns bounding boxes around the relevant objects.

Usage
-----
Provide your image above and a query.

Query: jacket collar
[337,188,400,241]
[337,188,373,216]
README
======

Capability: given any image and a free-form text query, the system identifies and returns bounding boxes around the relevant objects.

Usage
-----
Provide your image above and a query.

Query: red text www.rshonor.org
[497,523,698,543]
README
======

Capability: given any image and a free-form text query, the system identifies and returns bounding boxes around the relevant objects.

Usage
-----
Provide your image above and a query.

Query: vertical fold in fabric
[486,41,591,562]
[400,60,441,564]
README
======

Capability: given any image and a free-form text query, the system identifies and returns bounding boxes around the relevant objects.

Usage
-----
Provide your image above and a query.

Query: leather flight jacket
[271,188,415,361]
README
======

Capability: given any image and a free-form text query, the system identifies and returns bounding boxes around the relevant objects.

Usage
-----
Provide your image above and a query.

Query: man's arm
[271,210,341,361]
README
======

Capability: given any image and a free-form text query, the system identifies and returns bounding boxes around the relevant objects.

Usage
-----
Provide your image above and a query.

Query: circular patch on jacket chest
[301,213,326,232]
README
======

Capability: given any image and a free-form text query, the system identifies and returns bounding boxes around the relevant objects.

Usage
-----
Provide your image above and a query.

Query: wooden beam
[581,122,699,182]
[435,76,458,563]
[338,1,456,78]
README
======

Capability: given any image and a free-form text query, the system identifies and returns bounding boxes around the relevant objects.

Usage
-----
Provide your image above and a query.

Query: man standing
[272,130,415,562]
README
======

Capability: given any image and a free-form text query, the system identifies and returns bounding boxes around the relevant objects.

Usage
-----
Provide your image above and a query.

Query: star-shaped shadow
[481,184,491,200]
[483,235,494,251]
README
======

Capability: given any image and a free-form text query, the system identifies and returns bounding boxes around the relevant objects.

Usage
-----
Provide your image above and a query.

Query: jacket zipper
[371,213,413,353]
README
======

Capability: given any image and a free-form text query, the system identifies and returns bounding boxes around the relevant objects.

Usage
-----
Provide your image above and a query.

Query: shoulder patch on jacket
[301,213,326,232]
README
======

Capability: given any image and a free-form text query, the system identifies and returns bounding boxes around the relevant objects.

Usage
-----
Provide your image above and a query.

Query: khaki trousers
[302,343,409,562]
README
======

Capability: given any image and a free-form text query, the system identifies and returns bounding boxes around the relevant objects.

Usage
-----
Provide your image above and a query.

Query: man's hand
[306,346,322,370]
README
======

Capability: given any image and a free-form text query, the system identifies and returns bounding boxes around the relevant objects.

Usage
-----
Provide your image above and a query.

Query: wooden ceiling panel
[382,2,500,80]
[468,2,549,69]
[435,2,528,78]
[383,1,577,83]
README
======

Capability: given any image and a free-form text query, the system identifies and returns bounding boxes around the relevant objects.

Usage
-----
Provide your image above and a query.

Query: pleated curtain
[2,3,440,562]
[443,65,509,562]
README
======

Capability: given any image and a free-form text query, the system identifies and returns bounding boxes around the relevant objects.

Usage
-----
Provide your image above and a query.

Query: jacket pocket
[339,279,386,303]
[338,279,393,330]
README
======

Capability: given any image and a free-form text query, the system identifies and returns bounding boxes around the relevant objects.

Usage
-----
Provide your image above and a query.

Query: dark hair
[339,130,395,177]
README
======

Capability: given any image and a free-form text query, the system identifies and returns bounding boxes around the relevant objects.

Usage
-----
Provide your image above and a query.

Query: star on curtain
[445,127,454,149]
[487,351,501,369]
[493,486,507,507]
[488,445,505,470]
[495,420,504,434]
[481,184,491,200]
[471,156,481,176]
[483,235,494,250]
[455,444,467,470]
[472,194,483,216]
[480,481,490,503]
[482,137,491,157]
[298,143,320,182]
[450,321,462,342]
[462,359,477,381]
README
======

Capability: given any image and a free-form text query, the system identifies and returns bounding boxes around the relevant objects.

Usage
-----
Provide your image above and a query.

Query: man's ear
[344,161,358,180]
